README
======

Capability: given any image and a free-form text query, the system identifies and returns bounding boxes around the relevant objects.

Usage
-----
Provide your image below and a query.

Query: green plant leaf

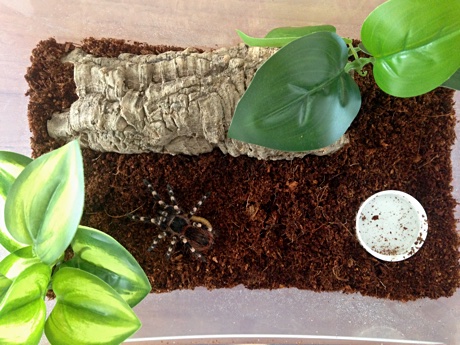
[65,226,151,307]
[0,263,50,345]
[265,25,337,38]
[442,68,460,91]
[237,25,336,47]
[358,42,370,56]
[0,246,41,281]
[228,31,361,151]
[0,151,32,199]
[361,0,460,97]
[4,140,84,265]
[0,273,12,300]
[45,267,141,345]
[0,151,32,253]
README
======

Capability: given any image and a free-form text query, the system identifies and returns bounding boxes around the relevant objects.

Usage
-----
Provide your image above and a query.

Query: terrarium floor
[26,38,460,301]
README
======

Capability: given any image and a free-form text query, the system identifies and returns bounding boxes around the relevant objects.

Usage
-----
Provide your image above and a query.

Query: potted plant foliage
[229,0,460,151]
[0,140,151,345]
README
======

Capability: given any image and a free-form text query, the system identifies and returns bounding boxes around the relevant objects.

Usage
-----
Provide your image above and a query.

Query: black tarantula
[129,179,214,261]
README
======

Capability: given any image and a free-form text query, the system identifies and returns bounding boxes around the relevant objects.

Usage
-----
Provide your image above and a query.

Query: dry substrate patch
[25,38,460,301]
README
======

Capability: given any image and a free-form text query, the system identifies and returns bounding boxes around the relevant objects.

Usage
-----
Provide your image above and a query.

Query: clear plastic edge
[122,91,460,345]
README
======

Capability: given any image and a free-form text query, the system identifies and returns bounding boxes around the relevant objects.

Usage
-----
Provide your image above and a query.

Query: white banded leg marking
[166,184,182,214]
[131,214,162,226]
[189,192,210,216]
[131,215,142,221]
[180,236,205,261]
[166,184,176,204]
[165,236,178,259]
[181,237,195,253]
[148,231,167,252]
[143,179,169,209]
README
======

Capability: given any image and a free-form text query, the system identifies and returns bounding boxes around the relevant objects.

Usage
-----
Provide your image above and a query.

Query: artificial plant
[0,140,151,345]
[228,0,460,151]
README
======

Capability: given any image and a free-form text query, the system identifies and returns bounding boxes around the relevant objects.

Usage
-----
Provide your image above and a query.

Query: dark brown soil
[25,38,460,301]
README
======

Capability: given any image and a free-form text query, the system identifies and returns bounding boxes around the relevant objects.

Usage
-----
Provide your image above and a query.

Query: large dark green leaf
[0,263,50,345]
[45,267,141,345]
[65,226,151,307]
[361,0,460,97]
[4,141,84,265]
[0,151,32,253]
[237,25,336,47]
[228,31,361,151]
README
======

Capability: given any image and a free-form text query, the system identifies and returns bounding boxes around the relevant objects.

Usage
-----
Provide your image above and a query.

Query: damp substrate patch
[25,38,460,301]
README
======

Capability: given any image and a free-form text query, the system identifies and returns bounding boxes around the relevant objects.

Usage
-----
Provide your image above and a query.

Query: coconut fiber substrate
[25,38,460,301]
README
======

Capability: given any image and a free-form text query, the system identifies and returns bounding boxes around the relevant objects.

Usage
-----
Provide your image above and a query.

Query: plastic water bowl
[356,190,428,262]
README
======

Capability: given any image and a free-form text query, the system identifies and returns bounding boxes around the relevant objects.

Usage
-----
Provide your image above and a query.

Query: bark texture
[47,44,347,160]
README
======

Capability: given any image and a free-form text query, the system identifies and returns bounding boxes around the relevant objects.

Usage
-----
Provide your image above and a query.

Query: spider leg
[130,214,163,226]
[143,179,169,210]
[129,214,147,222]
[189,192,210,216]
[180,237,206,262]
[166,184,182,214]
[148,231,167,252]
[165,236,178,259]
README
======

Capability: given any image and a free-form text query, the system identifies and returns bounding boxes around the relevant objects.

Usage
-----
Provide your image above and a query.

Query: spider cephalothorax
[129,179,214,261]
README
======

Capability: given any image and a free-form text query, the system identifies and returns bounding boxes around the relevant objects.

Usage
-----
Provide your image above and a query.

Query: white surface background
[0,1,459,344]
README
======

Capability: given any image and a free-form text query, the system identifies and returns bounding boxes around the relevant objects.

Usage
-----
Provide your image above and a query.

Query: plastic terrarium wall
[1,1,459,344]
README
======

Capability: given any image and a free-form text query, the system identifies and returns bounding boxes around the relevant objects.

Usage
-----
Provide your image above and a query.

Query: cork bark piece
[47,44,347,160]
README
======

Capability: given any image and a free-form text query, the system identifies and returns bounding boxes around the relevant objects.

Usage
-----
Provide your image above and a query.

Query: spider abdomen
[183,226,214,252]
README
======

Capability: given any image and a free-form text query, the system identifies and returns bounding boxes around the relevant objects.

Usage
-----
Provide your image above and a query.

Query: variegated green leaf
[4,141,84,265]
[45,267,141,345]
[0,263,50,345]
[0,151,32,253]
[66,226,151,307]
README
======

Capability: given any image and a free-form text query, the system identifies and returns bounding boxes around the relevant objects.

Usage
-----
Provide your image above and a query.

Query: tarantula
[129,179,214,261]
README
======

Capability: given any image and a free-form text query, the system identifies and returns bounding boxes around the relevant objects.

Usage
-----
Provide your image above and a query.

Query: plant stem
[345,42,374,76]
[348,42,360,61]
